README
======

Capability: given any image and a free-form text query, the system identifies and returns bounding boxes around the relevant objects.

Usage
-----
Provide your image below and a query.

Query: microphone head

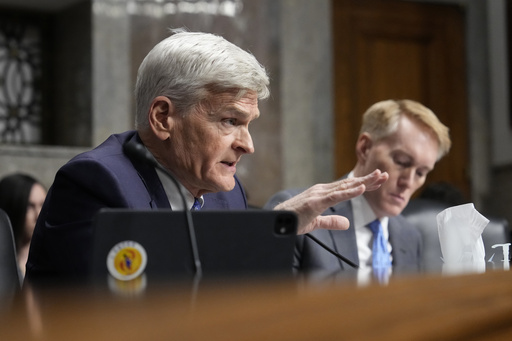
[123,140,158,167]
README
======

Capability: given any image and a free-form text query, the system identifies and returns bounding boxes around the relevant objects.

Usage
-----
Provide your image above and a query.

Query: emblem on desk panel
[107,240,147,281]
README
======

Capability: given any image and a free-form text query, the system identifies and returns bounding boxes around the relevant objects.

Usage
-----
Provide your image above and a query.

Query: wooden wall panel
[333,0,469,198]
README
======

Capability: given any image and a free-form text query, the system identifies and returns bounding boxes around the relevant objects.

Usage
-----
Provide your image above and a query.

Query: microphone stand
[123,141,203,282]
[305,233,358,269]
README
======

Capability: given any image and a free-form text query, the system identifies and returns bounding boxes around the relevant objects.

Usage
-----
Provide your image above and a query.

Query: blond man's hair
[360,99,451,160]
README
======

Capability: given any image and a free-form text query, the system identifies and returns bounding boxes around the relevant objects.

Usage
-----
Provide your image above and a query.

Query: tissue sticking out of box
[437,203,489,274]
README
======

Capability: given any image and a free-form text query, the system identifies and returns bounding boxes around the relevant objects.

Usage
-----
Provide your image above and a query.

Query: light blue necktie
[369,219,391,280]
[191,197,202,211]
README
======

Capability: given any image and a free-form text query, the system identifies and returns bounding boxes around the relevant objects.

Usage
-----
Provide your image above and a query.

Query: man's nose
[234,128,254,154]
[398,168,415,188]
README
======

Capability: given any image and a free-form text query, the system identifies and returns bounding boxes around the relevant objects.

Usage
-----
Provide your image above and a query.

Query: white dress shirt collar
[348,171,391,267]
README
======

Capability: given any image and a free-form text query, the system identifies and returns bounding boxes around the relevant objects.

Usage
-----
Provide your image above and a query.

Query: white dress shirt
[348,171,392,285]
[155,168,203,211]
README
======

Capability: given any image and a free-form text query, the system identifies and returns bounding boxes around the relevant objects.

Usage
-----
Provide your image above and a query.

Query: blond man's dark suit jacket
[264,188,423,275]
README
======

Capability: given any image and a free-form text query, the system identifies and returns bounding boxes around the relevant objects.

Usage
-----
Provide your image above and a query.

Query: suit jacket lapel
[389,218,412,265]
[128,133,170,209]
[203,194,229,209]
[326,201,360,268]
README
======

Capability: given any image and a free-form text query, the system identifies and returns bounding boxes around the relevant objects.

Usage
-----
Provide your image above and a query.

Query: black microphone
[123,140,203,278]
[123,140,159,168]
[305,233,358,269]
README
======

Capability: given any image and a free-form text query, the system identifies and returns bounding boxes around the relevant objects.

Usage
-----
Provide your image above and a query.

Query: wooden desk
[1,269,512,340]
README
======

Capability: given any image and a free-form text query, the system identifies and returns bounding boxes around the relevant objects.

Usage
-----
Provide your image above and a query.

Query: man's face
[166,91,259,197]
[25,182,46,239]
[358,115,440,218]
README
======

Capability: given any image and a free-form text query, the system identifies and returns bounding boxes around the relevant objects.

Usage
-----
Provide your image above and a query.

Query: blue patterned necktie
[369,219,391,281]
[191,198,202,211]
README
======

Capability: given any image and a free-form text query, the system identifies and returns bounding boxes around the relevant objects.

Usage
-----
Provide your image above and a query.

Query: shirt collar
[155,168,204,210]
[348,171,389,229]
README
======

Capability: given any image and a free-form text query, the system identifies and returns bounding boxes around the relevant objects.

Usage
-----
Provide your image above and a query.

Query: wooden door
[333,0,469,198]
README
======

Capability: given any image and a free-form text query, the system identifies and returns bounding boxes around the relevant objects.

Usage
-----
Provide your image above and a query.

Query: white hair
[135,29,270,129]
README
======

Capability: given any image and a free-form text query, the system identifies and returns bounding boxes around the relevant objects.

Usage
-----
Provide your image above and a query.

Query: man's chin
[390,206,406,217]
[211,179,236,193]
[380,203,405,217]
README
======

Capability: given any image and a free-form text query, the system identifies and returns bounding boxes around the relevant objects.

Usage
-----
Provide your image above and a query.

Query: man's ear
[355,133,373,163]
[148,96,175,141]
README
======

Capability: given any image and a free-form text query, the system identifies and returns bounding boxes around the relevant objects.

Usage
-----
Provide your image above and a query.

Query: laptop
[90,209,297,290]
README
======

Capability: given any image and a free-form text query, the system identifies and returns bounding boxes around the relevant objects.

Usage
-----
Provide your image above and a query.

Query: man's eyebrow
[393,150,412,159]
[225,107,259,120]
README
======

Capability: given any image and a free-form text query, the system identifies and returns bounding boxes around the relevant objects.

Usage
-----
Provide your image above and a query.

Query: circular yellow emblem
[107,241,147,281]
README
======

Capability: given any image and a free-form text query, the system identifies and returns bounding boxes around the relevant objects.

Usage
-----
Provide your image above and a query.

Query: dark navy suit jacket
[264,187,422,276]
[26,131,247,282]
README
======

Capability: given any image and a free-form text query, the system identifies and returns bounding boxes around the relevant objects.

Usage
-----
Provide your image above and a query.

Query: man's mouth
[390,193,405,202]
[221,161,236,167]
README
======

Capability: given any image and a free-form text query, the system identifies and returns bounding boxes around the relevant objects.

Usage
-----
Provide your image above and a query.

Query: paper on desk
[437,203,489,274]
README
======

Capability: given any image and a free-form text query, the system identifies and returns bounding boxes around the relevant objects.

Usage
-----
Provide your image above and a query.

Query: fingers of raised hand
[361,170,388,191]
[300,215,350,234]
[340,169,388,192]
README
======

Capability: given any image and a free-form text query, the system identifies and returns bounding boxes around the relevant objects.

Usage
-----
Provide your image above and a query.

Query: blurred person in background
[0,173,47,278]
